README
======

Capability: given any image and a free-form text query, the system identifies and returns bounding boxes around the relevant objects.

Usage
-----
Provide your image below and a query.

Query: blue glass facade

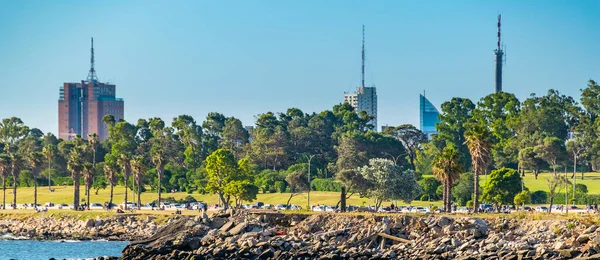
[420,94,440,138]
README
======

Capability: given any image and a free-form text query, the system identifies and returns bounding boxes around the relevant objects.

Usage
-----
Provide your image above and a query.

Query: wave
[0,233,29,240]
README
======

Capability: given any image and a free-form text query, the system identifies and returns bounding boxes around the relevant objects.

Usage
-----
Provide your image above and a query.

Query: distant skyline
[0,1,599,135]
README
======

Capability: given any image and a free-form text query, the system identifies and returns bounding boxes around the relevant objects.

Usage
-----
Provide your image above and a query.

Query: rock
[438,216,452,227]
[229,222,248,236]
[585,226,598,234]
[451,238,462,247]
[559,249,574,258]
[579,234,592,244]
[220,221,235,232]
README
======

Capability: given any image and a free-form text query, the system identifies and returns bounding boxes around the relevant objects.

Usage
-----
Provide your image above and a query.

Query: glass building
[420,94,440,138]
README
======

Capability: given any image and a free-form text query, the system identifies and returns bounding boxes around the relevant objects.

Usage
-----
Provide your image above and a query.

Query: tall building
[343,25,378,131]
[494,14,505,93]
[420,94,440,138]
[58,38,124,141]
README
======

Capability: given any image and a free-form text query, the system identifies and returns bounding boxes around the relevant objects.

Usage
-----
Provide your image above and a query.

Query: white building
[344,86,378,131]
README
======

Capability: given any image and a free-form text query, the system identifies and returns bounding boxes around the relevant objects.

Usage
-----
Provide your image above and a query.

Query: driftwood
[378,233,412,244]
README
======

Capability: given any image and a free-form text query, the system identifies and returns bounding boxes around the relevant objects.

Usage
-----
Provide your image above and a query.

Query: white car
[535,206,549,212]
[289,205,302,210]
[456,207,470,214]
[275,204,288,210]
[261,204,274,209]
[312,205,326,212]
[90,203,104,209]
[120,202,138,210]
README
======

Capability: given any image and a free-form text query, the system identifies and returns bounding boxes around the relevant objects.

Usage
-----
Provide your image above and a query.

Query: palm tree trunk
[137,174,141,208]
[2,177,5,209]
[74,175,80,210]
[157,169,162,207]
[34,180,37,208]
[124,174,129,210]
[473,171,480,214]
[109,182,114,209]
[86,182,91,210]
[12,175,17,209]
[446,180,451,212]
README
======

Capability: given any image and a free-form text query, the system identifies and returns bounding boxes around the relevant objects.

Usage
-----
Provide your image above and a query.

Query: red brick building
[58,38,124,141]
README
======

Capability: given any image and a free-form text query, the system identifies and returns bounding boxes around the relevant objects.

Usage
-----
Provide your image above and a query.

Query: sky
[0,0,599,135]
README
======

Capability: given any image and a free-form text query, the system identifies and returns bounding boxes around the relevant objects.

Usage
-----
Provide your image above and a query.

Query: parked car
[312,205,326,212]
[120,202,138,210]
[275,204,288,210]
[253,202,264,208]
[44,202,55,207]
[479,204,494,213]
[535,206,548,212]
[90,203,104,209]
[456,207,470,214]
[289,205,302,210]
[261,204,274,209]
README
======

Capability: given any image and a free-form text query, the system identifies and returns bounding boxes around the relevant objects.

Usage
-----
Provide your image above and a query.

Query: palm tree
[27,152,44,208]
[9,153,23,209]
[0,155,10,209]
[88,133,99,167]
[103,154,119,209]
[67,147,84,210]
[117,154,131,210]
[82,162,95,210]
[42,144,57,191]
[130,156,146,208]
[151,146,166,207]
[433,144,463,213]
[465,124,493,213]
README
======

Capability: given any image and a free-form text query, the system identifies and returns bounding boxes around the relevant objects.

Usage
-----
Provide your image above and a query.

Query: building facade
[344,86,378,131]
[419,94,439,138]
[58,38,124,141]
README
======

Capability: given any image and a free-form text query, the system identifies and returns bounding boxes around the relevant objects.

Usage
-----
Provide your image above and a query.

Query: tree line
[0,79,598,211]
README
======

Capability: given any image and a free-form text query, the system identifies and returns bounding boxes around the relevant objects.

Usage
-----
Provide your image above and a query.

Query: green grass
[0,186,441,207]
[424,171,600,194]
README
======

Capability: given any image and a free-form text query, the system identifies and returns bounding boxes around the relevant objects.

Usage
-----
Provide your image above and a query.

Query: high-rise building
[344,86,377,130]
[343,25,378,131]
[420,94,440,138]
[58,38,124,141]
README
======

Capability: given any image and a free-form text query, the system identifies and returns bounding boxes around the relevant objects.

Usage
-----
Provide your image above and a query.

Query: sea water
[0,239,128,260]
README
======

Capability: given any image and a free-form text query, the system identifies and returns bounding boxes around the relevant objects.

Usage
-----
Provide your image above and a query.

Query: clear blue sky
[1,1,599,135]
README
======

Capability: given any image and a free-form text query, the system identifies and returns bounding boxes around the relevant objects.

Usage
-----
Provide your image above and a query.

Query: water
[0,240,128,260]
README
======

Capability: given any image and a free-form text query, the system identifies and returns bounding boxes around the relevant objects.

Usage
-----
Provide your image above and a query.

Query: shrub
[531,190,548,204]
[274,181,287,193]
[466,200,473,207]
[310,178,342,192]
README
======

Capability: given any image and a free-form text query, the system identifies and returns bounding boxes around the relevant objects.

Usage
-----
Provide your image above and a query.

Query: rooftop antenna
[86,37,98,82]
[361,25,365,89]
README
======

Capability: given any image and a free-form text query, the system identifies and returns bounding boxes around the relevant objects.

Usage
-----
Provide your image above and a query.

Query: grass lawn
[424,171,600,194]
[1,186,441,208]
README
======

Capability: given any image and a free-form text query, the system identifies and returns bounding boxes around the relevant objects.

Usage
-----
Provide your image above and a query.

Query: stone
[219,221,235,232]
[559,249,573,258]
[229,223,248,236]
[579,234,592,244]
[585,226,598,234]
[438,216,452,227]
[452,238,462,247]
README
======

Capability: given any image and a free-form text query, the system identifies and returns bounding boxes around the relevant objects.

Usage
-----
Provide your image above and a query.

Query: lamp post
[307,154,317,210]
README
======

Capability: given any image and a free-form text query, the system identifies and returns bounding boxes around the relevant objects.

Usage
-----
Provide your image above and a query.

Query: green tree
[172,115,202,169]
[432,97,475,170]
[514,190,531,206]
[224,180,258,207]
[26,152,44,207]
[452,172,476,206]
[481,168,522,209]
[9,153,24,208]
[42,144,57,190]
[130,155,146,208]
[103,154,119,208]
[67,146,84,210]
[465,123,493,213]
[358,158,421,210]
[535,136,567,175]
[221,117,249,160]
[433,144,463,212]
[205,149,240,209]
[383,124,426,170]
[546,174,569,213]
[82,162,95,210]
[202,112,227,157]
[419,177,441,201]
[0,154,10,209]
[284,169,309,207]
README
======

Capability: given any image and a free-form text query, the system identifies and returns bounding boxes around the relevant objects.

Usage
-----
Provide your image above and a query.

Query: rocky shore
[120,211,600,260]
[0,214,158,241]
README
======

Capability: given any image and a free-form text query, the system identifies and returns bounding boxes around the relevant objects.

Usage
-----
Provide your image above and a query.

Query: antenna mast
[494,14,504,93]
[87,37,98,82]
[361,25,365,89]
[497,14,502,50]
